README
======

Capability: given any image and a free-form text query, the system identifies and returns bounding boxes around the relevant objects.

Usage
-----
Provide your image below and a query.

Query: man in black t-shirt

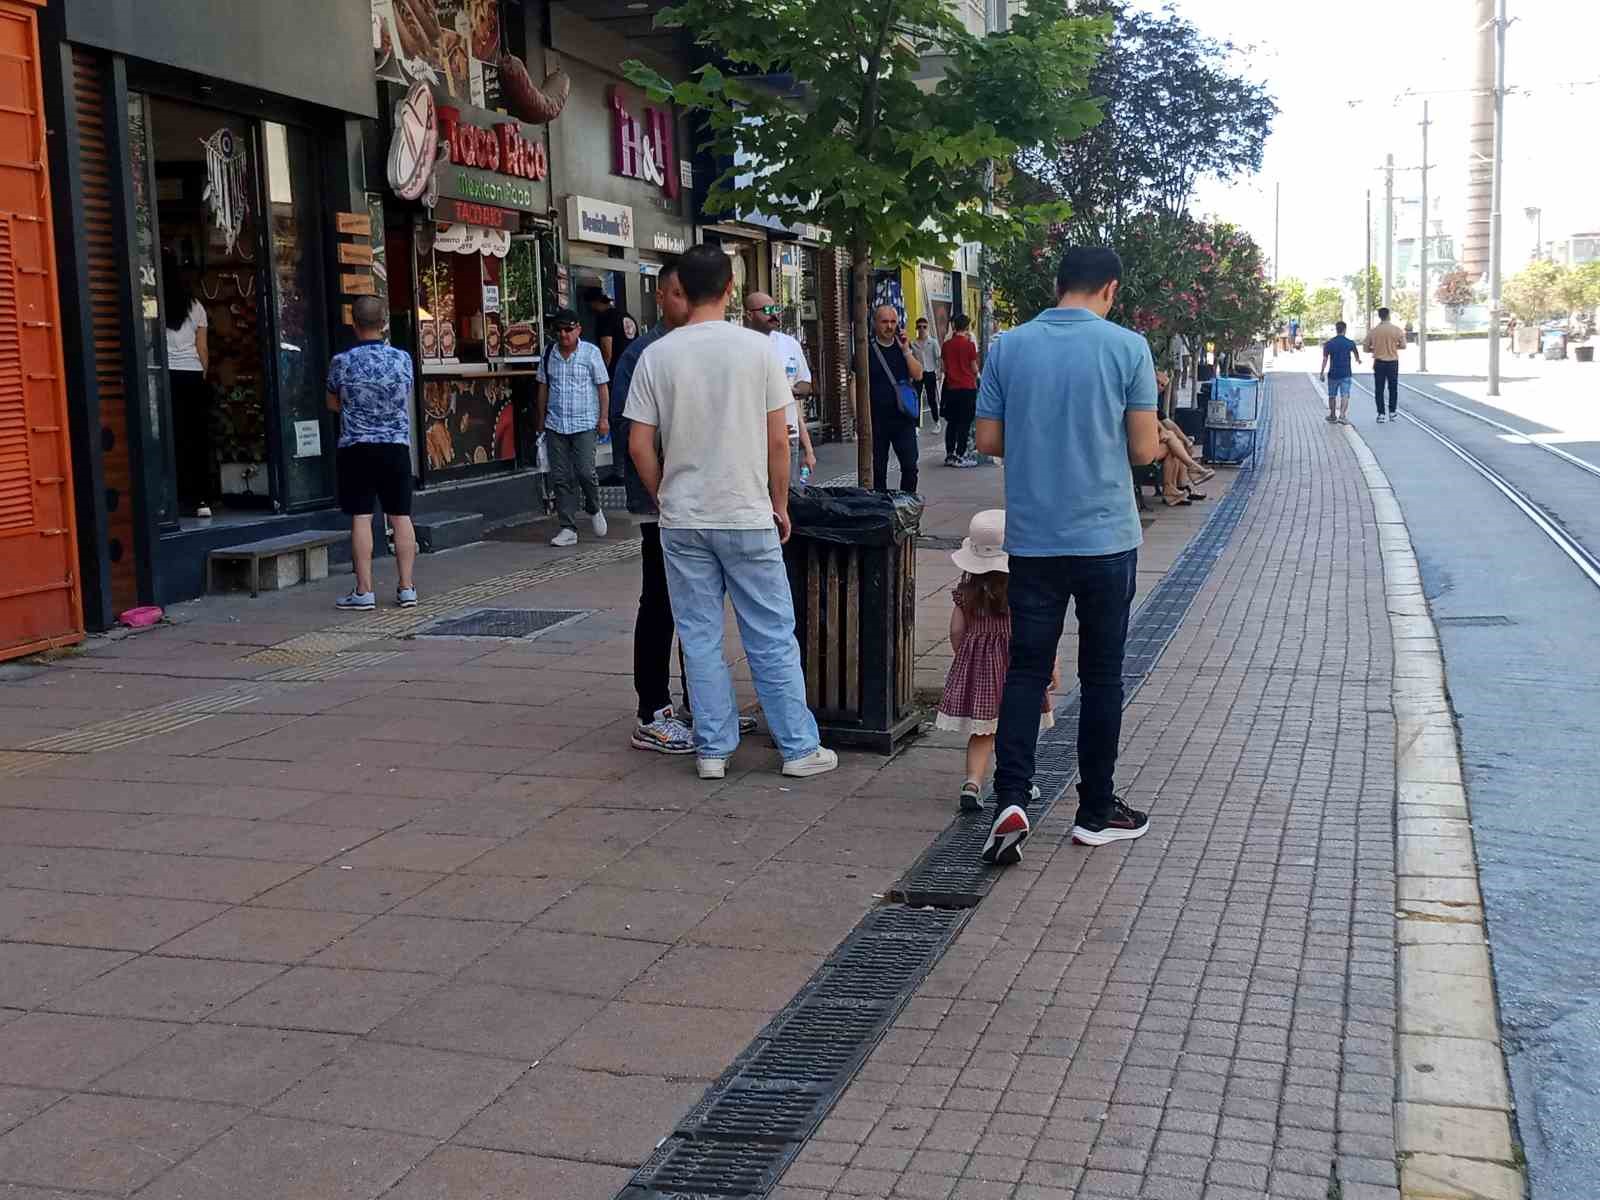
[867,304,924,493]
[586,287,637,380]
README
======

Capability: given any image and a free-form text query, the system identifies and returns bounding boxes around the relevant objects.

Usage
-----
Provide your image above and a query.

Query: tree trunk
[852,243,873,487]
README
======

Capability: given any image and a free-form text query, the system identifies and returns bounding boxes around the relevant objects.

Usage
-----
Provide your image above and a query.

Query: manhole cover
[1436,615,1513,627]
[419,608,591,640]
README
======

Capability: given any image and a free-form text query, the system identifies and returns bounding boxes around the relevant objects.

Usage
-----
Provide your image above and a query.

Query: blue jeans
[660,527,821,761]
[993,549,1138,819]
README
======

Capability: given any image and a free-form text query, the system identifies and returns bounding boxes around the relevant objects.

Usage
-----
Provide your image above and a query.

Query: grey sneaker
[336,590,375,611]
[396,587,417,608]
[551,528,578,547]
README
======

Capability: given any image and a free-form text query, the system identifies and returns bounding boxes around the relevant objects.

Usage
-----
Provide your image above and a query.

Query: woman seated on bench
[1150,372,1213,507]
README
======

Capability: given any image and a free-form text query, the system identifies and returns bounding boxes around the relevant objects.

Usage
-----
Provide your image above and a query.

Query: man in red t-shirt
[941,313,981,465]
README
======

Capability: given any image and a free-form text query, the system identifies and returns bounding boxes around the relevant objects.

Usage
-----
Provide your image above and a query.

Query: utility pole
[1487,0,1507,396]
[1273,181,1280,285]
[1364,188,1372,332]
[1419,101,1430,373]
[1383,154,1394,309]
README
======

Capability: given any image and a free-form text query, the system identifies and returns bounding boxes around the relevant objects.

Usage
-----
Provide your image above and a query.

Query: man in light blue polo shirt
[973,247,1162,866]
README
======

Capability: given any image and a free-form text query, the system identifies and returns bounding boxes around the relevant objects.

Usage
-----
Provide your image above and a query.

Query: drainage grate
[1436,614,1513,627]
[616,386,1273,1200]
[418,607,591,640]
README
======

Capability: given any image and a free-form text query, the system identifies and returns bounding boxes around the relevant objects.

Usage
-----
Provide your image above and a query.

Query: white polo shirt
[766,329,812,436]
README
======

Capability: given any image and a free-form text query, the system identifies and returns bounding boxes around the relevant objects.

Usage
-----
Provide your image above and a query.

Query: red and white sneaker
[981,804,1030,867]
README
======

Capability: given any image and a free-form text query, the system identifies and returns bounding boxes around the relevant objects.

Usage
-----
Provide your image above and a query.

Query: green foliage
[1502,260,1567,322]
[1389,288,1418,327]
[1275,277,1308,323]
[1019,0,1277,244]
[625,0,1107,268]
[1345,265,1381,316]
[1307,285,1343,332]
[1561,260,1600,312]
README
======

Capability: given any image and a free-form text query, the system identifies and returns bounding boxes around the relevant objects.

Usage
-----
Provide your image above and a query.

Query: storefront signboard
[388,82,437,201]
[609,86,678,200]
[566,195,634,249]
[388,82,550,213]
[432,196,517,230]
[652,232,686,254]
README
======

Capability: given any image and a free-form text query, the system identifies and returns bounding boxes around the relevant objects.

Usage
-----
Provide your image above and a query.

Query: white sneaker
[781,747,838,778]
[551,528,578,547]
[195,505,212,519]
[697,757,727,780]
[592,509,608,538]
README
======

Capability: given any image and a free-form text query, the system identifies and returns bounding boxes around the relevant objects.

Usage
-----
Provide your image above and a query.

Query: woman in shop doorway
[164,254,212,519]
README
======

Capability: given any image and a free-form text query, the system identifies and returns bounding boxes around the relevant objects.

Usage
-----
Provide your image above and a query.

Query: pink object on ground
[118,606,163,628]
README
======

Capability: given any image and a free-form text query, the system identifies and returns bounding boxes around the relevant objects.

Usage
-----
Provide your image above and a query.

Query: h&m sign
[609,86,677,199]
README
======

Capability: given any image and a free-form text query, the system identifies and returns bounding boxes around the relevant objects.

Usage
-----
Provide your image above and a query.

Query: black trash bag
[787,485,923,546]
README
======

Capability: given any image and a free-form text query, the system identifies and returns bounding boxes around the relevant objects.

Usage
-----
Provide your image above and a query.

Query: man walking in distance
[1319,320,1362,425]
[941,313,980,466]
[1364,305,1405,422]
[327,295,418,611]
[743,292,816,480]
[626,245,837,782]
[911,316,942,432]
[868,305,924,493]
[974,247,1161,865]
[611,259,694,755]
[536,308,609,547]
[586,286,637,378]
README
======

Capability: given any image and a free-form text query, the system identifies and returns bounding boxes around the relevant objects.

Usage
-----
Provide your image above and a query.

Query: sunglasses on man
[747,304,782,316]
[556,323,580,332]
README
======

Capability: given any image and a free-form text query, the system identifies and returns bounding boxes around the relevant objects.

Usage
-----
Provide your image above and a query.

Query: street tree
[625,0,1108,483]
[1389,288,1419,328]
[1275,277,1309,327]
[1560,261,1600,315]
[1345,266,1381,325]
[1019,0,1277,245]
[1434,269,1475,333]
[1502,260,1567,324]
[1307,285,1343,335]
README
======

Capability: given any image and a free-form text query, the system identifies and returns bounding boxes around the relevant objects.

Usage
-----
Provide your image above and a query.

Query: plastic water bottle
[799,464,811,483]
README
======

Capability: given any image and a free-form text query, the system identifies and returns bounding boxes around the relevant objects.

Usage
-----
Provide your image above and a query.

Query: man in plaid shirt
[536,307,609,547]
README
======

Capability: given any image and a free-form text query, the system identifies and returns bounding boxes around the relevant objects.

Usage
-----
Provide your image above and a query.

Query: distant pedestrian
[586,286,637,379]
[973,246,1162,865]
[743,292,816,480]
[1289,317,1301,350]
[1319,320,1362,425]
[326,295,418,611]
[1365,305,1405,422]
[911,317,942,431]
[941,313,981,466]
[536,308,609,547]
[625,244,837,782]
[937,509,1057,812]
[868,305,924,493]
[611,259,694,755]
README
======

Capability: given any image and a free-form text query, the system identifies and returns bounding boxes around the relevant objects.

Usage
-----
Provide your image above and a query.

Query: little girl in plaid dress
[935,510,1058,811]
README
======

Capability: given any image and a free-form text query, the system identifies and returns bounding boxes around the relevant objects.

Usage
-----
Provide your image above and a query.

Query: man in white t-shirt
[626,246,837,783]
[742,291,816,478]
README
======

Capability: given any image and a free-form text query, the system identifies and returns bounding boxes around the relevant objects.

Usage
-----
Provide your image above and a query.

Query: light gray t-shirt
[624,321,790,530]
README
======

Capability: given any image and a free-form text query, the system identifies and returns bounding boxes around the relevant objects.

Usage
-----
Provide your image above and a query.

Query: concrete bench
[207,531,346,597]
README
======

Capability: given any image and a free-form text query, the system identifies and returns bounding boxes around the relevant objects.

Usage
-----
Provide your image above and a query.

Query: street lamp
[1524,206,1542,261]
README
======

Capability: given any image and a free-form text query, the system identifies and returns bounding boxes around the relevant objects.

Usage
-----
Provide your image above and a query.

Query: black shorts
[337,443,414,517]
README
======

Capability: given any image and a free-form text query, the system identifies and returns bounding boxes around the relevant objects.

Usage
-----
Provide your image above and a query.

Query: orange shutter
[0,0,83,660]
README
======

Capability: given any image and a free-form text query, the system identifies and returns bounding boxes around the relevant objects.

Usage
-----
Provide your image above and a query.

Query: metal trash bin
[784,487,923,754]
[1575,345,1594,363]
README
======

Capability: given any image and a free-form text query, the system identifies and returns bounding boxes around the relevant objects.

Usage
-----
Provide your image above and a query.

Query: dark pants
[918,375,941,423]
[635,522,680,722]
[1373,359,1399,414]
[943,387,977,458]
[170,371,213,510]
[872,419,919,494]
[993,550,1138,820]
[545,428,601,530]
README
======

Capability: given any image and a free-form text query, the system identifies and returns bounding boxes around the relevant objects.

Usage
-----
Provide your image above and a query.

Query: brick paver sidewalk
[0,431,1221,1199]
[772,377,1403,1200]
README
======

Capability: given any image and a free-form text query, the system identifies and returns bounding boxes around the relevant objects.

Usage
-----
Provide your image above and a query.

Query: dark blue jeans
[993,549,1138,819]
[1373,359,1399,414]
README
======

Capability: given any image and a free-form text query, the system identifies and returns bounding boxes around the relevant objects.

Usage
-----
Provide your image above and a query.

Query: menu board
[373,0,500,108]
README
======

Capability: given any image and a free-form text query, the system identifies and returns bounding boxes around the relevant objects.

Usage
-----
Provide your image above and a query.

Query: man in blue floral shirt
[326,295,417,611]
[536,308,609,548]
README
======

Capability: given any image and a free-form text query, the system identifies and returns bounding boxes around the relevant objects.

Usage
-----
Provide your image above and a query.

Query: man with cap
[536,307,609,547]
[910,316,943,432]
[743,292,816,480]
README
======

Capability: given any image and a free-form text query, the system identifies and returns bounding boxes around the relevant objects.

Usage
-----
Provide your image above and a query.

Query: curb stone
[1342,422,1528,1200]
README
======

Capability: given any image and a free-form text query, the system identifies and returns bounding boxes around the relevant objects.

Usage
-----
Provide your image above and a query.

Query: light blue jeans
[660,526,820,762]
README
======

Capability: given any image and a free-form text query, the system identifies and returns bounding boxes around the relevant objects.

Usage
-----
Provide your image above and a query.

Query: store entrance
[128,93,333,532]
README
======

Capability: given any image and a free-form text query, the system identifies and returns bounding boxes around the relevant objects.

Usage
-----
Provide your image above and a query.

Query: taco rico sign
[387,81,549,213]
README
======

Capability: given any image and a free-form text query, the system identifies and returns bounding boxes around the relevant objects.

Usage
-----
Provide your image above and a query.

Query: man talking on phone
[868,305,924,493]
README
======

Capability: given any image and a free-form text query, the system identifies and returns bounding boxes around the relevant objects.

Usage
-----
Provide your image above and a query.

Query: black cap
[552,307,580,327]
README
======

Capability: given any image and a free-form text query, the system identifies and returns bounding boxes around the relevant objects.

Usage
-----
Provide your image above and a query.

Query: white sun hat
[951,508,1008,575]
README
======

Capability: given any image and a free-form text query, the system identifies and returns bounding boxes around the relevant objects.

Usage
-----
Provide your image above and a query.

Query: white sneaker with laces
[781,747,838,778]
[697,757,727,780]
[551,528,578,547]
[592,509,608,538]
